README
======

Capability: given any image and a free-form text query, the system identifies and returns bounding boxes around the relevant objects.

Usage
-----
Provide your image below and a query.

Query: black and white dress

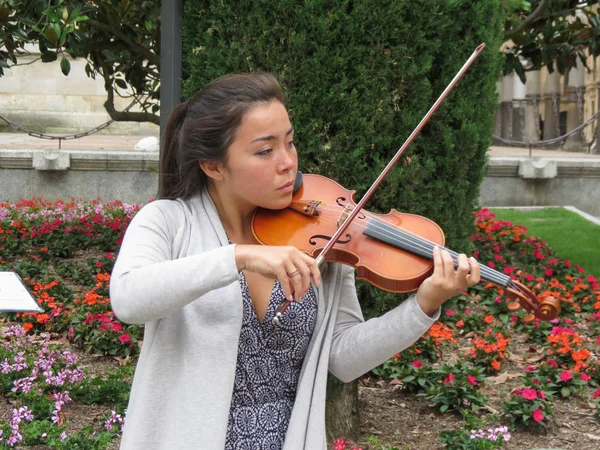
[225,270,318,450]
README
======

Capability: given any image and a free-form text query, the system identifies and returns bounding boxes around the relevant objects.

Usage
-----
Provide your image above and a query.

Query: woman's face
[220,100,297,211]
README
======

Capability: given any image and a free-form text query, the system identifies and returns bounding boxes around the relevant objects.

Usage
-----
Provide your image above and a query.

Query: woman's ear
[199,161,226,181]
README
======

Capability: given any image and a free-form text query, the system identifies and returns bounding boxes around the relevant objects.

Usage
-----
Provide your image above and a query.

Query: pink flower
[444,373,455,385]
[532,409,544,422]
[412,360,423,369]
[119,334,131,344]
[521,388,537,400]
[467,375,477,386]
[544,268,553,277]
[503,266,516,275]
[525,365,538,372]
[580,373,590,383]
[592,389,600,399]
[560,370,573,382]
[445,309,455,317]
[546,359,558,368]
[96,261,103,268]
[111,322,123,333]
[538,390,546,400]
[333,439,346,450]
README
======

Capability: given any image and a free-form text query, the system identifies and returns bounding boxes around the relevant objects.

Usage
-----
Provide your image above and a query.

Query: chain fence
[0,100,137,149]
[492,108,600,155]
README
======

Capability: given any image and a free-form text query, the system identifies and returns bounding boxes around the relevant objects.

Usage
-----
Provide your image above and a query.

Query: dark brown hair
[159,73,285,199]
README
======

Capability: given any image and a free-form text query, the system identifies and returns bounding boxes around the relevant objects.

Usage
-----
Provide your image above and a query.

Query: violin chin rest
[293,171,303,193]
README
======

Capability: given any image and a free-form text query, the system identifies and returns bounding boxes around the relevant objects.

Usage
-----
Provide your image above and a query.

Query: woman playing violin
[109,72,481,450]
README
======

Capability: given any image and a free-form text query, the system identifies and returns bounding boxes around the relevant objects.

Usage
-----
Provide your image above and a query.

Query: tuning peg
[523,313,536,323]
[507,302,521,312]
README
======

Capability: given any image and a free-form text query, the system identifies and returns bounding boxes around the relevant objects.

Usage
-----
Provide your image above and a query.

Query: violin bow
[275,43,486,321]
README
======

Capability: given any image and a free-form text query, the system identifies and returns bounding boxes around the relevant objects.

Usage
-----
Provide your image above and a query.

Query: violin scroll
[505,279,560,322]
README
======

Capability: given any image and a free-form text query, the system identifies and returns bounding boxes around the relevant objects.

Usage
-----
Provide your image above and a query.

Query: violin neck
[363,218,511,288]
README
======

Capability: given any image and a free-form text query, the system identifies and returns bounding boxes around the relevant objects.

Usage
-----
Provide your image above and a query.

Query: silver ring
[287,269,300,277]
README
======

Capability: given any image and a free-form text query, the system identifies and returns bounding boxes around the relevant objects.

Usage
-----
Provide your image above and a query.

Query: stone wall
[0,50,159,137]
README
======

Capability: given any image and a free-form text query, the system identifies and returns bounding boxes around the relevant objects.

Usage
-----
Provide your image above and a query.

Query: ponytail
[159,102,192,199]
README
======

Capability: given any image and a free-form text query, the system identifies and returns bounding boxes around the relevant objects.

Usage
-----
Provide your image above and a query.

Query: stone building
[495,56,600,153]
[0,45,158,137]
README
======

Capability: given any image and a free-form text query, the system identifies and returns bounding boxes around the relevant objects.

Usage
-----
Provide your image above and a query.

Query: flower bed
[1,201,599,449]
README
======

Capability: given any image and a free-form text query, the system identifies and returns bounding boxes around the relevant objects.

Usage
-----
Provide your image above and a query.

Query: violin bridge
[337,204,352,228]
[288,200,321,216]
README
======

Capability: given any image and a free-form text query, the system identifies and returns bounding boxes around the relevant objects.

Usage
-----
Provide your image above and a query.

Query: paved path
[0,132,152,151]
[1,132,600,158]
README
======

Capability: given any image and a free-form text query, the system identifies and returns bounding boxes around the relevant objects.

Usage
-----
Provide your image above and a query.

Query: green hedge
[182,0,504,315]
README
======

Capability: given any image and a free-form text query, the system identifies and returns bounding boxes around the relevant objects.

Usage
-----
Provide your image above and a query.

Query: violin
[252,43,560,324]
[252,172,560,323]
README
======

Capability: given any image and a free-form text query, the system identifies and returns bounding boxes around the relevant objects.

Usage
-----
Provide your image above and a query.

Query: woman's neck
[207,183,257,244]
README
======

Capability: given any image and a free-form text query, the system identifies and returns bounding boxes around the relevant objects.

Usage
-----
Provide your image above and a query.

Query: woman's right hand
[235,245,321,302]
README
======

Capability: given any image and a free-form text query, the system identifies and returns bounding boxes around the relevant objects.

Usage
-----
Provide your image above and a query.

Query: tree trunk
[325,374,360,443]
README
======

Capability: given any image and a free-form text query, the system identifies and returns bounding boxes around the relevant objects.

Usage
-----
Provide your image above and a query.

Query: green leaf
[440,404,449,413]
[561,386,570,397]
[60,56,71,76]
[41,51,57,63]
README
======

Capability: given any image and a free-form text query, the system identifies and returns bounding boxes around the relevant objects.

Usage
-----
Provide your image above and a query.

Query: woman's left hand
[416,245,481,316]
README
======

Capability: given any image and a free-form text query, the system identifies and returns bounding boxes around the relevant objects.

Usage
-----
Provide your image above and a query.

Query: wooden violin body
[252,174,560,322]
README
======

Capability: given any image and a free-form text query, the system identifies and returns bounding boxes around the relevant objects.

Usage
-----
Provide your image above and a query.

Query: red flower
[445,309,455,316]
[96,261,103,267]
[525,365,538,372]
[467,375,477,386]
[580,373,590,383]
[521,388,537,400]
[592,389,600,399]
[544,268,553,277]
[532,409,544,422]
[333,439,346,450]
[411,360,423,369]
[444,373,455,385]
[119,334,131,343]
[560,370,573,382]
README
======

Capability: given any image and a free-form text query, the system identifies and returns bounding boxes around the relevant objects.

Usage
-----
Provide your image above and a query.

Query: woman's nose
[277,147,296,172]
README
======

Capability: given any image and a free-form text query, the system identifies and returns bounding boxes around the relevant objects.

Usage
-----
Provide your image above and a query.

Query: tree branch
[505,0,551,38]
[102,68,159,125]
[85,18,160,67]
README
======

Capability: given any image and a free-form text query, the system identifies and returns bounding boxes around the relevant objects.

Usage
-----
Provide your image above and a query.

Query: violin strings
[291,200,511,287]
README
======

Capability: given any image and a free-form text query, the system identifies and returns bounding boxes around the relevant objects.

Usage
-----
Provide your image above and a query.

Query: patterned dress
[225,270,318,450]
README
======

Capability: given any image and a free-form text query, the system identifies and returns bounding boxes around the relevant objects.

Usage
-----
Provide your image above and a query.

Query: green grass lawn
[489,207,600,278]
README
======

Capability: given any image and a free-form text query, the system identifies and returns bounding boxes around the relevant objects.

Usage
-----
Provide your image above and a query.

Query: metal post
[159,0,183,159]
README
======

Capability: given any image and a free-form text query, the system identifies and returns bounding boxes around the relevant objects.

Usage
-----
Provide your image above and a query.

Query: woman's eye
[287,140,295,148]
[257,149,272,156]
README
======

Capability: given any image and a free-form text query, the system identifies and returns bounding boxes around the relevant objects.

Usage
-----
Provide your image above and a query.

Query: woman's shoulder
[130,198,190,234]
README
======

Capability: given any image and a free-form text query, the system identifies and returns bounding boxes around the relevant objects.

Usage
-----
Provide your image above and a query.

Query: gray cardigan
[109,190,439,449]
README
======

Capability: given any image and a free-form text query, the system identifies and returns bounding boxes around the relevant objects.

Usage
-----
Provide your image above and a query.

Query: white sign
[0,272,44,313]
